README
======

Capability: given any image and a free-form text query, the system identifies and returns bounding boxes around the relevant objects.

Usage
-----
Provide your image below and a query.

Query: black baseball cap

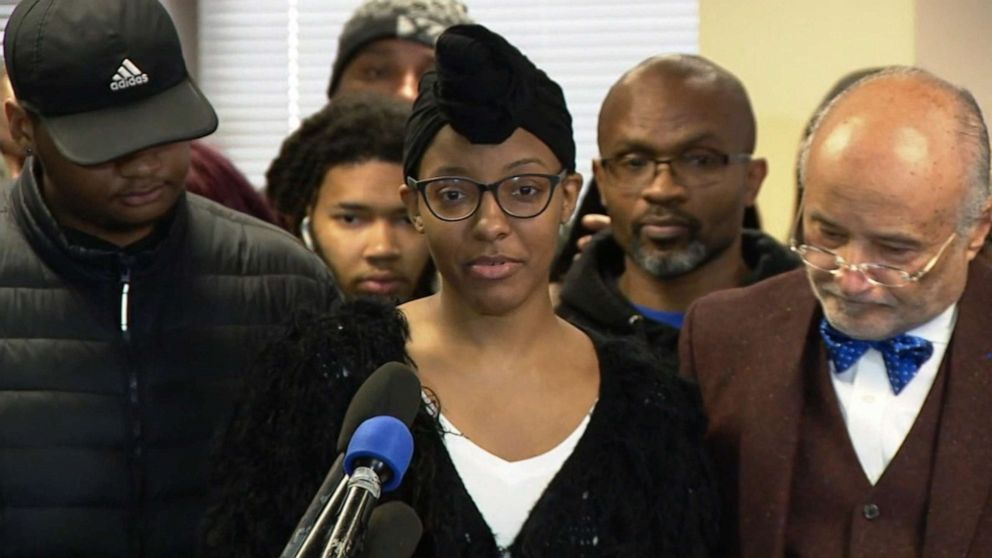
[3,0,218,165]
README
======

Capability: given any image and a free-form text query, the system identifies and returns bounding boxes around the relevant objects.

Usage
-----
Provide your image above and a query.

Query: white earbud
[300,215,316,251]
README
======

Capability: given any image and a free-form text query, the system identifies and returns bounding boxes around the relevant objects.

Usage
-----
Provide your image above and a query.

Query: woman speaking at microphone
[202,24,718,558]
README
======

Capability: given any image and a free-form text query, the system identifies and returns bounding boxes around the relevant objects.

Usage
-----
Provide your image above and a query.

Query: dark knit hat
[327,0,472,98]
[403,24,575,180]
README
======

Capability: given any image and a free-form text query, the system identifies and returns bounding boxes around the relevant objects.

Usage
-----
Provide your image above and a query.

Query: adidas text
[110,73,149,91]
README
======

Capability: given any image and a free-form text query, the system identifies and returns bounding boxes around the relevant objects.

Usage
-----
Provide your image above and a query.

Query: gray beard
[630,236,710,279]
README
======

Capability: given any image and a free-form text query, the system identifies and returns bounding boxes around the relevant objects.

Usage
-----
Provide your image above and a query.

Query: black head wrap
[403,24,575,179]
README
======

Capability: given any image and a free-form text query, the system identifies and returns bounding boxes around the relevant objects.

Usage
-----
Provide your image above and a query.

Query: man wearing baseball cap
[0,1,335,556]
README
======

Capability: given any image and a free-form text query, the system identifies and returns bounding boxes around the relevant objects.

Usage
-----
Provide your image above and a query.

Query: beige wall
[700,0,916,241]
[916,0,992,121]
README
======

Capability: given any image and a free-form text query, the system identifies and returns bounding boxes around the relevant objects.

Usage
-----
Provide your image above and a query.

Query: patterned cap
[327,0,472,98]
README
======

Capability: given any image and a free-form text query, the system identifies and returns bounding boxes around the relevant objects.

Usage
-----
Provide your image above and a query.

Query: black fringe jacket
[201,299,719,557]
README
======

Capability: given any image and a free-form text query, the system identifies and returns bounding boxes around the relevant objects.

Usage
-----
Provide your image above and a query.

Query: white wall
[161,0,199,78]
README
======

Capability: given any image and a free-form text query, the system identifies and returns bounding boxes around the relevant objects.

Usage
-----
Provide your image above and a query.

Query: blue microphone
[325,415,414,558]
[281,362,421,558]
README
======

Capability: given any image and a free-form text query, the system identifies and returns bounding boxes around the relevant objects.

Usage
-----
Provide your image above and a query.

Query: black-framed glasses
[406,169,566,222]
[599,149,752,192]
[789,198,957,288]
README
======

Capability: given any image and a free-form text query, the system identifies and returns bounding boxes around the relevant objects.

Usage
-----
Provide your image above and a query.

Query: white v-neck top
[437,408,594,553]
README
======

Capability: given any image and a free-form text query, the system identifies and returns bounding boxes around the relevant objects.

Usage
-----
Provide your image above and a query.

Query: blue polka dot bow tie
[819,318,934,395]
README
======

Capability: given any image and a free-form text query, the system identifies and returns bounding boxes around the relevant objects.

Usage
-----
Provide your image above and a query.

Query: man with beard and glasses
[556,54,796,365]
[682,67,992,557]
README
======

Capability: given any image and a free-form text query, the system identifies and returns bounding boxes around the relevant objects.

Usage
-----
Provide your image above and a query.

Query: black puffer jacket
[556,229,798,367]
[0,162,336,557]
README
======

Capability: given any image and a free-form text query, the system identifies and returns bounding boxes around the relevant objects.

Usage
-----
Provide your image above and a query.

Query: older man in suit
[681,67,992,557]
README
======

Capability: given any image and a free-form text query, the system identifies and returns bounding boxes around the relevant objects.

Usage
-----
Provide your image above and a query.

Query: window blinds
[198,0,698,187]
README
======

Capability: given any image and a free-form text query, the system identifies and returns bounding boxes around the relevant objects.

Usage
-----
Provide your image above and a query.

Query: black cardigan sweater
[202,300,719,557]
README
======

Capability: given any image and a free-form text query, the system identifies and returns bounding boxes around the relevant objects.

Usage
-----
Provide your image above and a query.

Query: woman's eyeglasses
[407,169,567,222]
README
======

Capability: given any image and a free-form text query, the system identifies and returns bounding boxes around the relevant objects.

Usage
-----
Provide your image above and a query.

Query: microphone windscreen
[361,501,423,558]
[337,362,421,453]
[344,416,414,492]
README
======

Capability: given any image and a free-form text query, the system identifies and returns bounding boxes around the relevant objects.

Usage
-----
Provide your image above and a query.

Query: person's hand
[576,213,611,253]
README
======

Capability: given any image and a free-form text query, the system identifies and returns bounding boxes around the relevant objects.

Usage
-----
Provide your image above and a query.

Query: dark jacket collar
[740,228,802,285]
[557,230,641,333]
[557,228,799,336]
[10,157,188,283]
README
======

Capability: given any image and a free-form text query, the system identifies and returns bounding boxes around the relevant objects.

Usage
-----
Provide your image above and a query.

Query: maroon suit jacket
[680,261,992,557]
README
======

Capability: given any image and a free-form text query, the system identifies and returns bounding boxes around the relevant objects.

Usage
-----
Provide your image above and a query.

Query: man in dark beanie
[267,1,470,232]
[0,0,334,555]
[326,0,472,102]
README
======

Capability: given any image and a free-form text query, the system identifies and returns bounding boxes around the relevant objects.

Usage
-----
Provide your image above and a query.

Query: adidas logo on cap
[109,59,150,92]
